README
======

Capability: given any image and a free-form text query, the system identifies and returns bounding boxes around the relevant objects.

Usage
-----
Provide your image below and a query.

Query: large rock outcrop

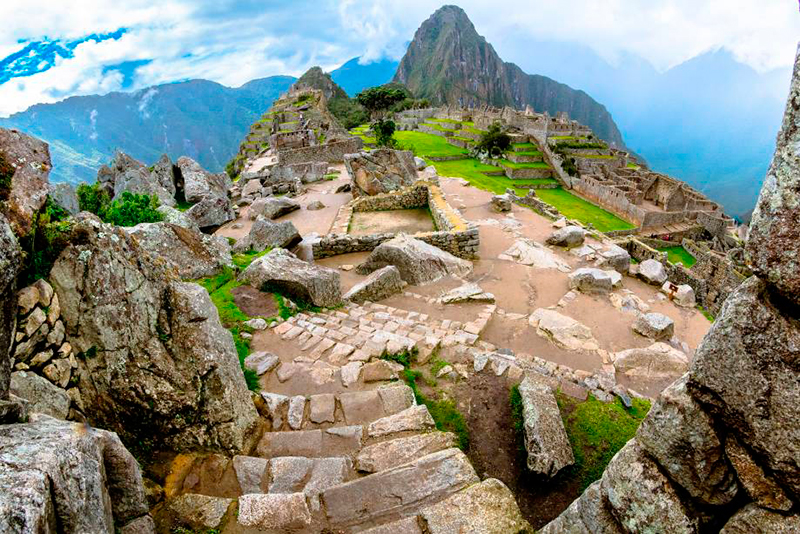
[126,222,233,279]
[356,234,472,285]
[240,248,342,307]
[0,213,22,420]
[232,217,301,253]
[97,151,176,207]
[178,156,231,204]
[0,414,153,533]
[48,218,259,452]
[0,128,51,236]
[345,149,419,197]
[540,43,800,534]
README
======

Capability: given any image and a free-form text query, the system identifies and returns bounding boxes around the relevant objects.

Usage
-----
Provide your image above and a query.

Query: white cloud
[1,0,798,116]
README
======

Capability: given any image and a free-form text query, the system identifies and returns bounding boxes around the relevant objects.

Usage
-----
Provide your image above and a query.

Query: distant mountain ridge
[393,5,627,149]
[0,76,296,185]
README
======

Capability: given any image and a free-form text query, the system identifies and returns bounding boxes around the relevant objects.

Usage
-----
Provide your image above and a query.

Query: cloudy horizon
[1,0,798,117]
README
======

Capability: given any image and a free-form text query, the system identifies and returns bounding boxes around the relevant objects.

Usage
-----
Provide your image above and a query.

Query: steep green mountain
[0,76,295,185]
[394,5,626,148]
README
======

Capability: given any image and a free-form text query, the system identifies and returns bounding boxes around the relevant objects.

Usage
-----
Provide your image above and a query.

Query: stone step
[256,426,363,458]
[259,384,415,431]
[321,448,479,529]
[356,431,458,473]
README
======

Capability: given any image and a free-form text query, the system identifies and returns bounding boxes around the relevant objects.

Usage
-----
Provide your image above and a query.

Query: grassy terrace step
[535,188,636,232]
[511,142,536,151]
[511,150,542,157]
[423,122,459,133]
[499,159,550,169]
[428,118,463,124]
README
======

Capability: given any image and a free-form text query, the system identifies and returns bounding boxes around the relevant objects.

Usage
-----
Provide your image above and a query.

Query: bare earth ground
[212,167,712,528]
[349,208,434,236]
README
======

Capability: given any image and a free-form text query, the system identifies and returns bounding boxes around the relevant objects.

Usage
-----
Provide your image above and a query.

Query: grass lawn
[536,188,636,232]
[557,393,650,491]
[424,122,459,133]
[394,130,469,158]
[626,162,641,169]
[573,154,614,159]
[512,142,536,150]
[499,159,550,169]
[424,158,552,193]
[512,150,543,157]
[658,246,697,268]
[429,117,462,124]
[466,127,487,135]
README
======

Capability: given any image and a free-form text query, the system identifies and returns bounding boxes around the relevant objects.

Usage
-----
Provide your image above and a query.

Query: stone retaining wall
[504,166,553,179]
[278,138,363,165]
[314,182,479,259]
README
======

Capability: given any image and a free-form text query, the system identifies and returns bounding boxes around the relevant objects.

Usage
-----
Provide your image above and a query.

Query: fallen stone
[661,282,696,307]
[439,282,495,304]
[529,308,598,352]
[233,216,301,253]
[414,156,426,170]
[357,234,472,285]
[307,200,325,210]
[637,259,668,285]
[420,478,531,533]
[178,156,230,204]
[361,360,399,382]
[518,376,574,477]
[632,312,675,341]
[237,493,311,530]
[491,194,512,212]
[340,361,362,387]
[343,265,404,303]
[500,239,571,271]
[249,196,301,220]
[240,248,341,307]
[568,267,621,294]
[185,195,234,231]
[546,225,585,248]
[357,432,458,473]
[597,245,631,274]
[244,352,279,375]
[613,342,689,379]
[156,205,199,231]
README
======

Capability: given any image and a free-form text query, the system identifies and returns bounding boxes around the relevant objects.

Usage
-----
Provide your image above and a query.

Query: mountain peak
[291,66,349,101]
[394,6,626,148]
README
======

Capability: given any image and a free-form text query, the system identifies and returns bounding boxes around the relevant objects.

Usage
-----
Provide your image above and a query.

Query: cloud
[1,0,798,116]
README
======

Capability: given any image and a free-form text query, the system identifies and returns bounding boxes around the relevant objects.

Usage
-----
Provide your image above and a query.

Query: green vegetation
[424,158,554,193]
[626,162,641,169]
[658,246,697,268]
[512,151,543,157]
[394,130,468,158]
[384,349,470,450]
[509,385,525,452]
[327,96,368,130]
[429,358,451,376]
[554,140,607,150]
[372,119,397,148]
[19,199,73,285]
[536,189,636,232]
[558,393,651,490]
[356,86,406,120]
[428,117,462,124]
[698,306,715,322]
[499,159,550,170]
[512,142,536,150]
[77,184,163,227]
[174,199,194,212]
[0,151,13,201]
[473,122,511,158]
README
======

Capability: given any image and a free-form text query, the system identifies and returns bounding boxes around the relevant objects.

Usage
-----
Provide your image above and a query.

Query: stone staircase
[158,300,530,533]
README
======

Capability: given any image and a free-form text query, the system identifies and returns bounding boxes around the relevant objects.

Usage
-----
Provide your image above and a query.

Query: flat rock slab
[322,448,479,528]
[613,342,689,379]
[638,259,668,285]
[257,427,363,458]
[237,493,311,530]
[244,352,279,375]
[440,283,495,304]
[420,478,531,533]
[357,432,458,473]
[368,405,436,438]
[339,390,384,425]
[500,239,571,272]
[568,268,622,294]
[518,376,574,477]
[309,393,336,424]
[529,308,598,352]
[344,265,405,303]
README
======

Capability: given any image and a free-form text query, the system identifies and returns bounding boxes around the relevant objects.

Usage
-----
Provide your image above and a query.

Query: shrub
[19,200,73,285]
[102,192,163,227]
[76,182,111,215]
[355,87,406,120]
[372,119,397,147]
[473,122,511,158]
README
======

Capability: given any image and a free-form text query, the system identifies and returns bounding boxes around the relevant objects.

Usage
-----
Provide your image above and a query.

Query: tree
[356,87,407,120]
[473,122,511,158]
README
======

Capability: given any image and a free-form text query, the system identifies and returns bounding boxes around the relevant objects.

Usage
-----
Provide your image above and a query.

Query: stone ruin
[540,44,800,534]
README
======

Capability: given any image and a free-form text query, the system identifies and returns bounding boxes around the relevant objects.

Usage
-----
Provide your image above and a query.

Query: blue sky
[1,0,798,117]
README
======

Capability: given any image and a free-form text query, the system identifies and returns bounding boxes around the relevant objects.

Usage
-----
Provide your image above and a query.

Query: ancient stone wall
[571,175,648,225]
[278,138,363,165]
[351,184,428,212]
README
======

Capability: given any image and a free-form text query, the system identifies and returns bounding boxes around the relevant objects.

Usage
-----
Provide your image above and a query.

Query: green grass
[658,246,697,268]
[428,117,462,124]
[511,150,543,157]
[499,159,550,169]
[558,393,650,491]
[424,158,550,193]
[451,135,473,142]
[195,268,259,391]
[394,130,469,158]
[626,162,641,169]
[174,199,192,212]
[231,248,272,270]
[698,306,715,322]
[465,127,486,135]
[512,142,536,150]
[536,188,636,232]
[424,122,458,133]
[430,358,451,375]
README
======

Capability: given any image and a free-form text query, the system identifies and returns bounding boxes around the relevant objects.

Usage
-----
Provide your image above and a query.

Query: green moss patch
[658,246,697,268]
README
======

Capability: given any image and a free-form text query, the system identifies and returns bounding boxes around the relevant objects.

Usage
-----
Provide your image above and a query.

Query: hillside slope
[0,76,295,185]
[394,5,626,149]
